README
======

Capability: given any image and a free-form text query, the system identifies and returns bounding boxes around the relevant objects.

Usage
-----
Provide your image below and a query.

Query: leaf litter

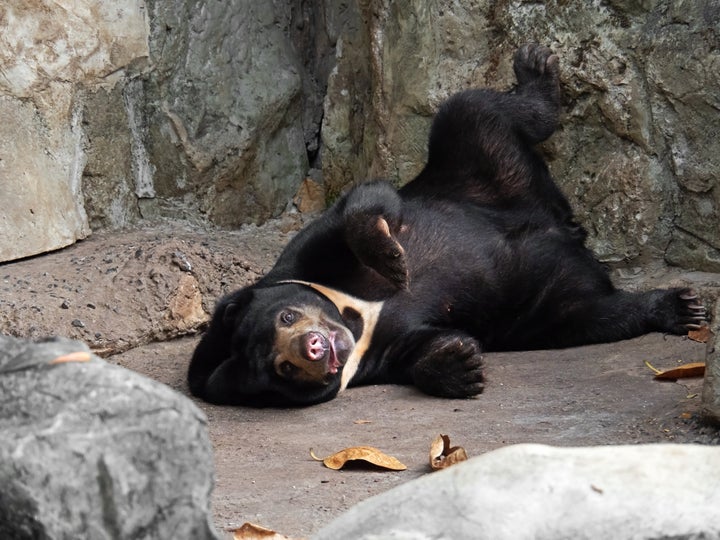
[429,434,468,471]
[645,360,706,380]
[310,446,407,471]
[230,522,300,540]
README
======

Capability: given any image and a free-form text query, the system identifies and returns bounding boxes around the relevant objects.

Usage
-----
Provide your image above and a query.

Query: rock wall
[1,0,718,271]
[137,0,305,226]
[322,0,720,270]
[0,0,149,261]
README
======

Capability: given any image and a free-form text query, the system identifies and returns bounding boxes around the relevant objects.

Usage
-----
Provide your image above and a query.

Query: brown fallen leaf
[653,362,706,380]
[310,446,407,471]
[230,522,297,540]
[644,360,662,375]
[688,325,713,344]
[429,434,468,471]
[50,351,92,364]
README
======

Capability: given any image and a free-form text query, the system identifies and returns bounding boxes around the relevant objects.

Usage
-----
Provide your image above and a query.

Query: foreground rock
[703,299,720,422]
[313,443,720,540]
[0,335,219,540]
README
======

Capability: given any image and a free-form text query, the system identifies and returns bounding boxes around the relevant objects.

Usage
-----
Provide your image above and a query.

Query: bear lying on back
[188,44,707,407]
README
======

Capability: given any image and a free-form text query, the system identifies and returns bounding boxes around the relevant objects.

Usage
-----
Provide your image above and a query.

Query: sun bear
[187,44,706,406]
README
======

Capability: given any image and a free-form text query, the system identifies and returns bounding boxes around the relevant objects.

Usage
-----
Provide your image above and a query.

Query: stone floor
[114,332,715,538]
[2,221,718,538]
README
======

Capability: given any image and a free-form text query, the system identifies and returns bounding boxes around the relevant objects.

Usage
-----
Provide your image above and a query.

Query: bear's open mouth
[326,334,341,374]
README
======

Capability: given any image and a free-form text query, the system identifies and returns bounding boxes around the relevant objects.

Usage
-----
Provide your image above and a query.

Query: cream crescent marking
[278,280,384,391]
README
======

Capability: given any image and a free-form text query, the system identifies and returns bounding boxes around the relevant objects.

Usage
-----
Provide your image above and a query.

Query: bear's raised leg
[405,44,569,213]
[342,181,409,289]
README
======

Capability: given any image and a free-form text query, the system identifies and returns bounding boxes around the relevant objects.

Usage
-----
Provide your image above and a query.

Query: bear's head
[188,282,377,406]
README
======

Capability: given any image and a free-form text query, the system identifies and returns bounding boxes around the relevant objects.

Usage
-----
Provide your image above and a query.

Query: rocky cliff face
[1,0,718,271]
[0,0,149,260]
[322,0,720,270]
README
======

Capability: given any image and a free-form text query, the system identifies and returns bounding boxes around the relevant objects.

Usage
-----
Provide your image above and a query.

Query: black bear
[188,44,706,407]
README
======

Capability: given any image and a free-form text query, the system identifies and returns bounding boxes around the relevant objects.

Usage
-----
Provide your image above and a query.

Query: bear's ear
[220,288,255,329]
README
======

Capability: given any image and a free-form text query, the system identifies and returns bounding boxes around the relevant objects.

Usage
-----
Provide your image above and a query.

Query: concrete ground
[113,331,714,539]
[2,222,717,538]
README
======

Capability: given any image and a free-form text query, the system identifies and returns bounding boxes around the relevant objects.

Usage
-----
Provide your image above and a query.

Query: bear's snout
[303,331,330,362]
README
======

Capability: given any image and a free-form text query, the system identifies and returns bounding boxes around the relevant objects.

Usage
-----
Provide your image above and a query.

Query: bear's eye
[279,310,297,326]
[279,361,297,377]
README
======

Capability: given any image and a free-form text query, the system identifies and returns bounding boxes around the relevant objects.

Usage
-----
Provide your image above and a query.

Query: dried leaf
[689,325,713,344]
[310,446,406,471]
[653,362,706,380]
[644,360,662,375]
[353,419,372,425]
[50,351,92,364]
[230,522,297,540]
[429,434,468,471]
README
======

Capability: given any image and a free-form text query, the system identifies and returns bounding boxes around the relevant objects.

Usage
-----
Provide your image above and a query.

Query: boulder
[0,0,149,261]
[703,300,720,423]
[313,443,720,540]
[0,335,219,540]
[140,0,309,226]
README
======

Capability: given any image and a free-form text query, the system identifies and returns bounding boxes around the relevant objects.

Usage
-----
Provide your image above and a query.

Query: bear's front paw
[412,334,485,398]
[345,213,409,290]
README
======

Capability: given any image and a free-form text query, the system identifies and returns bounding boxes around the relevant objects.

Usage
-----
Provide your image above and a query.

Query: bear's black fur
[188,44,706,407]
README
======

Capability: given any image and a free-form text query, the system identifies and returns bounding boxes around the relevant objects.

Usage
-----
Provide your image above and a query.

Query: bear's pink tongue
[326,332,341,374]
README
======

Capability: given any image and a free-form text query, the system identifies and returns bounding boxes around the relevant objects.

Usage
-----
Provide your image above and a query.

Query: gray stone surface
[116,330,718,538]
[140,0,310,226]
[0,335,218,540]
[703,300,720,422]
[3,0,718,270]
[312,443,720,540]
[0,0,148,261]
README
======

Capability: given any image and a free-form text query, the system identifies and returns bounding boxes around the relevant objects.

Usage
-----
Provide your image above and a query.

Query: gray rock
[141,0,309,226]
[703,300,720,423]
[0,335,219,540]
[313,443,720,540]
[0,0,148,262]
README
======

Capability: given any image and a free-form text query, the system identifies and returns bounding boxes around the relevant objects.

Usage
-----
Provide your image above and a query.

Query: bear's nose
[302,331,329,361]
